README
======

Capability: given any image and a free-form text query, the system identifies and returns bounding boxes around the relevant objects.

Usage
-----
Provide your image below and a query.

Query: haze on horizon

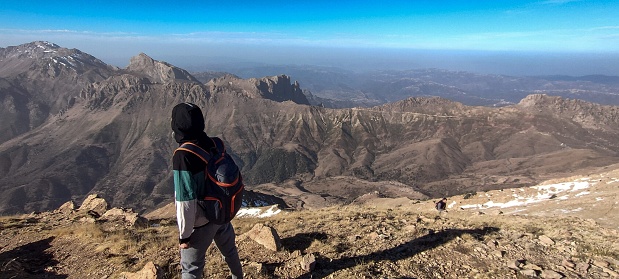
[2,0,619,76]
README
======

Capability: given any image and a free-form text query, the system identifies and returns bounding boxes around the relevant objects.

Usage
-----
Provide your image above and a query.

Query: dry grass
[44,222,179,277]
[1,202,618,279]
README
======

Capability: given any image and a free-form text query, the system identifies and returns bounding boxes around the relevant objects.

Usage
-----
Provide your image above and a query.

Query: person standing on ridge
[435,197,448,213]
[171,102,243,279]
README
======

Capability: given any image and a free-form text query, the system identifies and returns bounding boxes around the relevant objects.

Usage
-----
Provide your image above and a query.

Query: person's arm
[173,151,198,246]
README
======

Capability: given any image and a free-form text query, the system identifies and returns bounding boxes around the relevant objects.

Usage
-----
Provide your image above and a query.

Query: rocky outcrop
[38,195,148,228]
[207,74,310,105]
[239,223,283,251]
[78,194,109,216]
[120,262,162,279]
[125,53,199,84]
[250,75,310,105]
[101,207,148,228]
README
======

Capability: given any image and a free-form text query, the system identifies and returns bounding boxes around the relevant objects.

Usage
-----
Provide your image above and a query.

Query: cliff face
[207,74,310,105]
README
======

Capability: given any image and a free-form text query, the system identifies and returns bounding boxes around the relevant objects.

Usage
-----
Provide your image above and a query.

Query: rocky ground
[2,165,619,279]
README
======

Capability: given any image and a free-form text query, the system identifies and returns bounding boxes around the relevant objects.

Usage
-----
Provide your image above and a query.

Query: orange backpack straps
[175,142,212,163]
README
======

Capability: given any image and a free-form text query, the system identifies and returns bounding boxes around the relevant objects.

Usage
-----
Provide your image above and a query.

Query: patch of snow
[63,56,76,67]
[561,208,583,213]
[447,201,457,209]
[236,208,261,217]
[606,178,619,184]
[236,205,281,218]
[460,180,595,210]
[574,191,590,197]
[596,197,604,201]
[531,181,590,193]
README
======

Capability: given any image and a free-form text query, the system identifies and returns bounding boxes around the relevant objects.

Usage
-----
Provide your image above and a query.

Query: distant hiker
[435,198,447,213]
[171,103,243,279]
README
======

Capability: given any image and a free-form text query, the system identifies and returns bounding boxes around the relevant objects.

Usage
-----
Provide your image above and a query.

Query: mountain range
[2,41,619,215]
[216,65,619,108]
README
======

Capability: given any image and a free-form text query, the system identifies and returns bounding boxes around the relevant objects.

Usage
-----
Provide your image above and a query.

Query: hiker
[171,102,243,279]
[435,198,447,213]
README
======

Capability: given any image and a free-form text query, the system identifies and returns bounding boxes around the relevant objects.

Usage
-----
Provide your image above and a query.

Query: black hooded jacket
[171,102,213,148]
[171,103,214,243]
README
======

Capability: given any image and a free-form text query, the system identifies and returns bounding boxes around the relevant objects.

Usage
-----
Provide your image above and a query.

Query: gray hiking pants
[180,222,243,279]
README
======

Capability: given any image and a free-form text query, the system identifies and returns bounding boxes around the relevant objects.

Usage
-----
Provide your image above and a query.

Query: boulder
[299,253,316,272]
[119,261,162,279]
[507,259,524,270]
[575,262,590,273]
[592,260,609,268]
[55,201,76,215]
[541,270,564,279]
[78,194,109,216]
[523,263,542,271]
[538,235,555,246]
[240,223,282,251]
[561,259,575,269]
[101,208,148,227]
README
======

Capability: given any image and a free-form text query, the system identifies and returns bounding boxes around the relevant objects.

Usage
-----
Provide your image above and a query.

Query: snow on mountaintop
[35,41,59,49]
[1,41,115,77]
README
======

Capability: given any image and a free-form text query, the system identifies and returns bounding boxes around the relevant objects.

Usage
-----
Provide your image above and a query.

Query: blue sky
[2,0,619,75]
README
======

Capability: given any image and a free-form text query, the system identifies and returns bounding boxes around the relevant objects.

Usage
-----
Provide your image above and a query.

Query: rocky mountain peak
[207,74,310,105]
[518,94,556,107]
[125,53,199,84]
[518,93,608,115]
[0,41,114,77]
[376,96,465,114]
[250,75,310,105]
[4,41,60,56]
[24,41,61,53]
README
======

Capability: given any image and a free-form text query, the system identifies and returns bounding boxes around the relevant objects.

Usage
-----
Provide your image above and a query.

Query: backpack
[175,137,244,224]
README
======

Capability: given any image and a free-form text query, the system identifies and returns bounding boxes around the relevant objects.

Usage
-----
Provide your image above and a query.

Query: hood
[171,102,208,143]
